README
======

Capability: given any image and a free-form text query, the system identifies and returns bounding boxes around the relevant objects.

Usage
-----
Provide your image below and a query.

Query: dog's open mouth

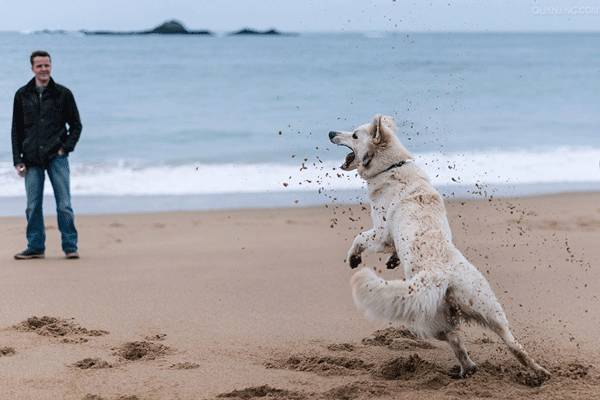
[339,144,356,171]
[342,151,356,170]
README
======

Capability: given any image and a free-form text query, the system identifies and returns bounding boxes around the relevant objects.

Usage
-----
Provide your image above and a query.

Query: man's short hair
[30,50,51,65]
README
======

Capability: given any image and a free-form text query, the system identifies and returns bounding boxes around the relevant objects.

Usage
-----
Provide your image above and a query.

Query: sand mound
[114,341,170,361]
[373,354,441,380]
[14,316,109,342]
[323,381,389,400]
[387,338,435,350]
[266,354,373,376]
[326,343,355,352]
[216,385,306,399]
[73,358,111,369]
[169,362,200,369]
[362,328,434,350]
[362,327,416,345]
[0,346,16,357]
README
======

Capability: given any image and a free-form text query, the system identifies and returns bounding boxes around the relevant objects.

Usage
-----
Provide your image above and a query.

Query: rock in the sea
[229,28,293,36]
[83,20,212,36]
[147,20,188,34]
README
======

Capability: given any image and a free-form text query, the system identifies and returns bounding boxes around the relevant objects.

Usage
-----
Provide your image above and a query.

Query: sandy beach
[0,192,599,399]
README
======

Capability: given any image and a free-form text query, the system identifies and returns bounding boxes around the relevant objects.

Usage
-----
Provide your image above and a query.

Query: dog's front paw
[348,254,362,269]
[386,253,400,269]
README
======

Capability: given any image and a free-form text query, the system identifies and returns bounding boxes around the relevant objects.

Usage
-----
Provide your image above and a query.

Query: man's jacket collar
[25,77,57,93]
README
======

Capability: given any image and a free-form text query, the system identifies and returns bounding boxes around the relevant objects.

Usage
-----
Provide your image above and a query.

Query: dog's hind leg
[437,330,477,378]
[487,314,551,378]
[452,269,550,379]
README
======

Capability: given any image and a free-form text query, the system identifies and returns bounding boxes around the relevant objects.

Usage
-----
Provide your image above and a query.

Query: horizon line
[2,29,600,34]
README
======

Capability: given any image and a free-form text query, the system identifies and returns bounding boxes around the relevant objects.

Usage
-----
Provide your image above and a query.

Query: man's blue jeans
[24,155,78,253]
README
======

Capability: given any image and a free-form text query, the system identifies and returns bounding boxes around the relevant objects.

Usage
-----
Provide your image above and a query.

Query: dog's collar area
[376,160,411,176]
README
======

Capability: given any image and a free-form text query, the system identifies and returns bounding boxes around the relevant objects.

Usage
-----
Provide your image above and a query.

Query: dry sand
[0,192,599,399]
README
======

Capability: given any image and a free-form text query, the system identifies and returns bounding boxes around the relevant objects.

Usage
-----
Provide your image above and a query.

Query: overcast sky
[0,0,599,32]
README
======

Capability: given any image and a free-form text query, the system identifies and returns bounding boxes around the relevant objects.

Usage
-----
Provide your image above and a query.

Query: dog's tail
[350,268,449,335]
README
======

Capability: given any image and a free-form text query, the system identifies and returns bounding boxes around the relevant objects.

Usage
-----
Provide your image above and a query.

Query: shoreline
[1,182,599,217]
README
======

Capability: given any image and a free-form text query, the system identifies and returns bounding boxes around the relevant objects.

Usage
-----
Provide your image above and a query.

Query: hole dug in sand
[374,354,441,381]
[216,385,306,400]
[266,354,373,376]
[114,341,171,361]
[14,316,109,343]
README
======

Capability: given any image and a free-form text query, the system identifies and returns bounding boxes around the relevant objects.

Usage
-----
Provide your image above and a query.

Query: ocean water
[1,32,599,214]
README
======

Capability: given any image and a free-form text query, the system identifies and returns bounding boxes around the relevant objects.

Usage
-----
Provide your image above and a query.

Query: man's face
[31,56,52,84]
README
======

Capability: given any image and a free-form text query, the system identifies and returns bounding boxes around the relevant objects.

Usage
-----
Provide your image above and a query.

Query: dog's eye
[352,133,358,139]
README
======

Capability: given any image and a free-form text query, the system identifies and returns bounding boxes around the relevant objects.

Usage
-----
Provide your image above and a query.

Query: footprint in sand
[144,333,167,341]
[73,357,112,369]
[169,362,200,370]
[0,346,16,357]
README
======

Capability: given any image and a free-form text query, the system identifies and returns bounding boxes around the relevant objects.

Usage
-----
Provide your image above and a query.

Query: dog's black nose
[328,131,338,140]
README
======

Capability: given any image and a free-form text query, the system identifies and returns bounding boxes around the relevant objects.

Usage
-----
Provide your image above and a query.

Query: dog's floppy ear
[371,114,396,144]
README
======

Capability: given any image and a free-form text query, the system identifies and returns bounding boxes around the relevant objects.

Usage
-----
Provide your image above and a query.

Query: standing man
[11,50,82,260]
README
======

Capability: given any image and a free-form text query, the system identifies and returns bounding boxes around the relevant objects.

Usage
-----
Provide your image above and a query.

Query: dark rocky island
[229,28,294,36]
[35,29,69,34]
[82,20,212,36]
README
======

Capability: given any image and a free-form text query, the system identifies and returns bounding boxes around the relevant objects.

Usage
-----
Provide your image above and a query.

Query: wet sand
[0,192,599,399]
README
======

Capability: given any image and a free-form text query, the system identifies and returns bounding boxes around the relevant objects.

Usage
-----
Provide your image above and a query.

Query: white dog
[329,115,550,379]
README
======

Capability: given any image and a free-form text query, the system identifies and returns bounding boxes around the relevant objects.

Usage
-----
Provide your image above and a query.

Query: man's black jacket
[11,77,82,167]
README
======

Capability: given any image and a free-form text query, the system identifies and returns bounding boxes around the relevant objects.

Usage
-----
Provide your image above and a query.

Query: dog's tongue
[341,152,355,170]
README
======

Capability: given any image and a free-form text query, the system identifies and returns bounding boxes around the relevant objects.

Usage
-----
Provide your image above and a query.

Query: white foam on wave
[0,147,598,197]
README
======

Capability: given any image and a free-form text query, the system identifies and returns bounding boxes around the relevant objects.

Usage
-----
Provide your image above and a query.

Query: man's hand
[15,163,27,177]
[58,148,66,156]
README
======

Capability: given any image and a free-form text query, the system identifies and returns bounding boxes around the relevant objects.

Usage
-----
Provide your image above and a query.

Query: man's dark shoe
[14,249,45,260]
[65,252,80,260]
